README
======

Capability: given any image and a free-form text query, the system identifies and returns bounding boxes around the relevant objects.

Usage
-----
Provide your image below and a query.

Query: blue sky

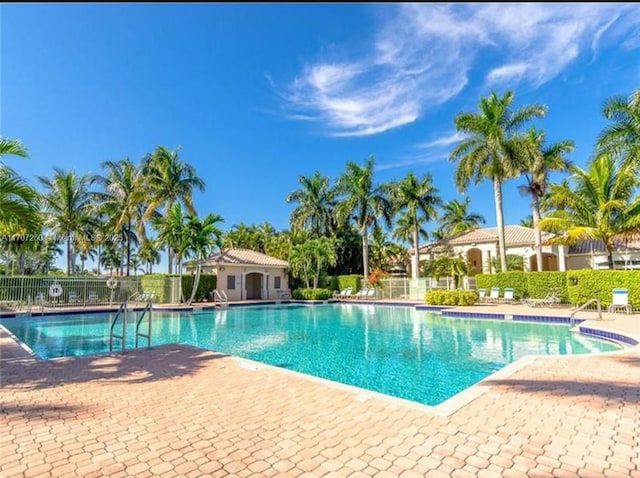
[2,3,640,271]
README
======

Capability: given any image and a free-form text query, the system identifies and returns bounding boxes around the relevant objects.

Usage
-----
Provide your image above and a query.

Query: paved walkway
[1,304,639,477]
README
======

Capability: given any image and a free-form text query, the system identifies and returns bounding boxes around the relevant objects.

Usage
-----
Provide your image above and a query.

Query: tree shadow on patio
[0,343,229,391]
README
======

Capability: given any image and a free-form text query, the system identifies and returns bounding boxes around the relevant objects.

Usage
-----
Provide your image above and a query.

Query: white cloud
[416,132,467,149]
[282,3,640,136]
[376,153,448,172]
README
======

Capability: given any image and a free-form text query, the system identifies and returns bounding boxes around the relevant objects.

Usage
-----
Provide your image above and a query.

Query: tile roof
[568,238,640,254]
[205,248,288,267]
[447,225,557,246]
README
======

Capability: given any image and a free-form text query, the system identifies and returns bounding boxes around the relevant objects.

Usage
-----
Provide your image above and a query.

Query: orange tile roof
[206,248,288,267]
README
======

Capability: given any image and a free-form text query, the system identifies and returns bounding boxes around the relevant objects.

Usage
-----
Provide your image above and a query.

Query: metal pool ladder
[109,302,128,352]
[135,301,153,349]
[109,301,153,352]
[570,298,602,328]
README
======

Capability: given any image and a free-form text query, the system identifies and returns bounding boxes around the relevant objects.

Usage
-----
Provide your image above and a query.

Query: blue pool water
[0,304,622,405]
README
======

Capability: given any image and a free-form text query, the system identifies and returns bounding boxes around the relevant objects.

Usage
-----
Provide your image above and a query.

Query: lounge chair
[87,291,99,303]
[333,288,351,299]
[68,291,79,305]
[486,287,500,303]
[477,288,487,303]
[353,289,368,299]
[499,287,516,303]
[607,288,631,314]
[359,288,376,300]
[524,290,560,308]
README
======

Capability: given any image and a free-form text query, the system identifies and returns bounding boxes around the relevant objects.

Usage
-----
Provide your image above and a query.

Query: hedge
[526,271,568,302]
[140,274,179,303]
[323,274,361,293]
[181,274,217,302]
[425,289,478,306]
[566,270,640,307]
[292,288,333,300]
[475,271,528,299]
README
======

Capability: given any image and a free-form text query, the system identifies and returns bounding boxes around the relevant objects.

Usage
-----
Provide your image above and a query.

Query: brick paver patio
[1,305,639,477]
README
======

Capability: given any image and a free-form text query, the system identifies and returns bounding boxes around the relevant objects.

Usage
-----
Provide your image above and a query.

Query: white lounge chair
[477,288,487,303]
[500,287,516,303]
[487,287,500,303]
[333,288,351,299]
[525,290,560,308]
[87,291,99,303]
[68,291,79,305]
[608,288,631,314]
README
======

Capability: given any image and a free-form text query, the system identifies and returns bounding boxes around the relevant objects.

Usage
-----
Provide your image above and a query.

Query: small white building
[188,248,289,301]
[414,225,567,273]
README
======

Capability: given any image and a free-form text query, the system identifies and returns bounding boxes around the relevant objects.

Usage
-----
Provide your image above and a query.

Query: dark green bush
[336,275,361,293]
[527,271,568,302]
[181,274,217,302]
[140,274,179,303]
[424,289,479,306]
[566,270,640,307]
[292,288,333,300]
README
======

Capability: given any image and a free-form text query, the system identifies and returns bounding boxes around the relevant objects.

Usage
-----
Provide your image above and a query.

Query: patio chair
[524,290,560,308]
[487,287,500,303]
[353,289,368,299]
[333,287,351,299]
[607,288,631,314]
[68,291,80,305]
[477,288,487,303]
[499,287,517,303]
[87,291,99,304]
[361,288,376,300]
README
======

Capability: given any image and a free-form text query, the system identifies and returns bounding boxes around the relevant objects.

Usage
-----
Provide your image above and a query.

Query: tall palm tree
[539,154,640,269]
[142,146,205,273]
[138,238,161,274]
[450,90,547,272]
[0,137,28,161]
[286,171,336,237]
[335,156,393,278]
[184,213,224,305]
[437,197,485,239]
[152,203,188,276]
[513,128,574,271]
[389,172,441,279]
[0,167,40,236]
[38,168,96,275]
[94,158,147,276]
[597,87,640,168]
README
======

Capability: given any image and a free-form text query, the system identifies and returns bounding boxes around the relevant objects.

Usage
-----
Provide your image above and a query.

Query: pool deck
[1,303,639,477]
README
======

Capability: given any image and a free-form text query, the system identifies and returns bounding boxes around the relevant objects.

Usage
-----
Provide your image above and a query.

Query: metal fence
[373,276,475,301]
[0,276,142,311]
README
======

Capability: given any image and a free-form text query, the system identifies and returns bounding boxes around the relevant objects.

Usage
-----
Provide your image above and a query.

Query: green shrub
[181,274,217,302]
[336,274,361,293]
[475,271,528,299]
[292,288,333,300]
[319,275,339,291]
[140,274,178,303]
[527,271,568,302]
[424,289,479,306]
[566,270,640,307]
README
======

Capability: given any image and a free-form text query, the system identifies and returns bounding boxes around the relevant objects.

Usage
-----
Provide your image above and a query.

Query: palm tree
[389,172,441,279]
[520,215,534,228]
[513,128,574,271]
[437,197,485,239]
[0,167,41,236]
[597,87,640,168]
[335,156,393,278]
[286,171,336,236]
[0,137,28,161]
[38,168,96,275]
[142,146,205,273]
[184,213,224,305]
[152,203,188,276]
[539,154,640,269]
[450,90,547,272]
[138,238,161,274]
[94,158,147,276]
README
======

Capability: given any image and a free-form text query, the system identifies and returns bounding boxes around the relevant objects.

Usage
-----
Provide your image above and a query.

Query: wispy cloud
[282,3,640,136]
[416,131,467,149]
[376,153,448,172]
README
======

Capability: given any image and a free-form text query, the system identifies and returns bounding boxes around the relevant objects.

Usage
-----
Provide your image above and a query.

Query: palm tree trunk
[188,263,201,305]
[362,225,370,278]
[67,232,72,275]
[126,219,132,277]
[411,219,420,280]
[532,197,543,272]
[97,244,102,275]
[493,177,507,272]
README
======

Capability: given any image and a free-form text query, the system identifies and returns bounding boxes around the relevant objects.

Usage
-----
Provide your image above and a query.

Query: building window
[227,275,236,290]
[274,276,281,289]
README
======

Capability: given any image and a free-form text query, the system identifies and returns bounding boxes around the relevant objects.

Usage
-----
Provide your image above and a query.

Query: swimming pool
[0,304,622,406]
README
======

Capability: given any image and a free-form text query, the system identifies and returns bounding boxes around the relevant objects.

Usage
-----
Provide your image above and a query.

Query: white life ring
[49,283,63,298]
[106,278,118,289]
